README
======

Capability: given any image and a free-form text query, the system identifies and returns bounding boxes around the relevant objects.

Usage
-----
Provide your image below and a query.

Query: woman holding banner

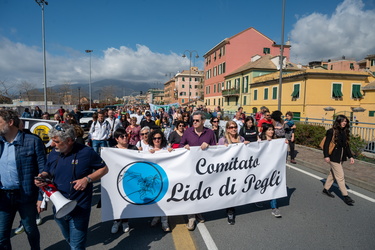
[259,123,287,218]
[168,120,185,149]
[136,126,151,152]
[148,130,173,232]
[111,128,138,234]
[218,121,248,225]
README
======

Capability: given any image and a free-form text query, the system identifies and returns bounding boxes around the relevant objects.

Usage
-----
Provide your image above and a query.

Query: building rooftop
[226,54,301,77]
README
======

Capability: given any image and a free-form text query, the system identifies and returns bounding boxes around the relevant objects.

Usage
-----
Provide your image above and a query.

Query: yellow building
[250,69,375,124]
[222,54,301,114]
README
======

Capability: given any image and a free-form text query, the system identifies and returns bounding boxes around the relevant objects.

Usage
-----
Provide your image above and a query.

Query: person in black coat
[322,115,355,205]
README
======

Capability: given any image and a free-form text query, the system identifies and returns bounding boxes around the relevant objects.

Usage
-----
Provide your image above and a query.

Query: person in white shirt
[232,111,244,130]
[106,109,122,147]
[89,111,111,154]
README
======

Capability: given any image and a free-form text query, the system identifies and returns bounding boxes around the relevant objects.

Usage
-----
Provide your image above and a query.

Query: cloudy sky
[0,0,374,93]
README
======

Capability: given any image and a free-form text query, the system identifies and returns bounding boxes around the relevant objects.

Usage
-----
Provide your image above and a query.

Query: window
[182,99,184,103]
[352,84,363,98]
[214,85,216,93]
[291,84,300,98]
[182,77,185,81]
[332,83,343,98]
[243,76,249,93]
[369,111,375,117]
[182,84,185,88]
[272,87,278,99]
[235,78,240,89]
[263,48,270,54]
[222,62,226,73]
[254,89,258,100]
[214,99,216,105]
[264,88,269,100]
[350,63,354,69]
[243,96,247,105]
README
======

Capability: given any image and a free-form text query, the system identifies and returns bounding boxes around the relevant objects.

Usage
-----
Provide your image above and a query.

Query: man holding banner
[179,110,217,231]
[35,123,108,250]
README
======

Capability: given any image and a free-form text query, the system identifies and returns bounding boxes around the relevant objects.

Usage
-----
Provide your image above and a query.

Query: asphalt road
[10,163,375,250]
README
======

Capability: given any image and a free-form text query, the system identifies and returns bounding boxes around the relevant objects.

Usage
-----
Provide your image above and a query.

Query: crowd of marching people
[0,104,356,250]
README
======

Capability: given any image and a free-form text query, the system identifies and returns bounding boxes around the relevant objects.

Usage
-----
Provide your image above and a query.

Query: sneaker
[111,221,121,234]
[271,208,282,218]
[162,222,171,232]
[122,222,130,233]
[36,215,42,226]
[150,217,160,227]
[290,159,297,164]
[186,218,196,231]
[15,223,25,235]
[227,212,235,225]
[196,213,205,223]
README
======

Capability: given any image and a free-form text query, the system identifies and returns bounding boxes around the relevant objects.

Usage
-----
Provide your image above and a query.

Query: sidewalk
[292,145,375,193]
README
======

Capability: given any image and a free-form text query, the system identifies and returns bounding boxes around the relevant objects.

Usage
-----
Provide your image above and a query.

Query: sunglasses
[118,135,127,139]
[193,119,201,122]
[212,120,219,123]
[228,126,238,129]
[140,133,149,135]
[153,137,162,140]
[178,125,185,127]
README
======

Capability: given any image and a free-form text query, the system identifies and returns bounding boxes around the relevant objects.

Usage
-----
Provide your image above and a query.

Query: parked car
[80,110,95,130]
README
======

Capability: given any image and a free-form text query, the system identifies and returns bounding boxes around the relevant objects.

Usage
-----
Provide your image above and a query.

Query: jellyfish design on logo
[117,161,169,205]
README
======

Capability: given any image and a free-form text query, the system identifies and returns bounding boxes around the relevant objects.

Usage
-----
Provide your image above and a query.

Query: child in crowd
[284,111,296,164]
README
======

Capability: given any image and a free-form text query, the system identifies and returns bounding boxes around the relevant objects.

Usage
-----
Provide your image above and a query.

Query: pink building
[174,67,204,105]
[203,27,290,109]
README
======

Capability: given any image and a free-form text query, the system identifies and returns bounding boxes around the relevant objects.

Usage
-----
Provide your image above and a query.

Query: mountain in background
[43,79,162,98]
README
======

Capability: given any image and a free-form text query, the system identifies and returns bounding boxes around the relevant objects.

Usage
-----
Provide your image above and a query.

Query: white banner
[100,139,288,222]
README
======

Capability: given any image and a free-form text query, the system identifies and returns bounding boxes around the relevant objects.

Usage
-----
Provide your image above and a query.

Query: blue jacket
[0,131,46,203]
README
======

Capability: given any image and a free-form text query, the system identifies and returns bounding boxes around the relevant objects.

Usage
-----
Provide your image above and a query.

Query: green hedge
[294,124,367,157]
[295,124,326,148]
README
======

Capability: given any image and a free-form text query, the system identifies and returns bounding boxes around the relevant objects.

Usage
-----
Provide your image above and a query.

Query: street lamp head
[182,54,186,58]
[195,55,199,59]
[85,50,93,53]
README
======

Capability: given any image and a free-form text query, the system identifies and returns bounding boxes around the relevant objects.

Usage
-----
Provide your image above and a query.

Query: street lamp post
[35,0,48,113]
[85,50,93,110]
[277,0,286,111]
[78,87,81,110]
[182,50,199,105]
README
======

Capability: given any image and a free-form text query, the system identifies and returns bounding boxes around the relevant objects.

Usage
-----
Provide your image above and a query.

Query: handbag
[319,136,335,155]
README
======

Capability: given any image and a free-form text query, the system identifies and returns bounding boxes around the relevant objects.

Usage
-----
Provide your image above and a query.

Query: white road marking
[197,223,218,250]
[287,164,375,203]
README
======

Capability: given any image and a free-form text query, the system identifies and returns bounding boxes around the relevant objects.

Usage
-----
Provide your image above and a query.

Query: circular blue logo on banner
[117,161,168,205]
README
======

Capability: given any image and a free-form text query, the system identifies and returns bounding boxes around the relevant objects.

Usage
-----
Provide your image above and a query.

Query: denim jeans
[270,199,277,209]
[91,140,108,154]
[54,207,91,250]
[0,190,40,250]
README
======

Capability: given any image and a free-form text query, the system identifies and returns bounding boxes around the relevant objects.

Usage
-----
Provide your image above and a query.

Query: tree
[19,81,35,101]
[59,81,72,105]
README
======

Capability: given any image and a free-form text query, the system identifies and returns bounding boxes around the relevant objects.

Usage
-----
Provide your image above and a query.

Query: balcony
[222,87,240,97]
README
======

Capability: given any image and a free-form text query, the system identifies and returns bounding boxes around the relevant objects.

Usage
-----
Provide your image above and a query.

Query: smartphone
[34,176,51,183]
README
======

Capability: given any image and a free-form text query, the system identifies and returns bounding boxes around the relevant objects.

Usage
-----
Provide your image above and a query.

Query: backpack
[274,121,286,138]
